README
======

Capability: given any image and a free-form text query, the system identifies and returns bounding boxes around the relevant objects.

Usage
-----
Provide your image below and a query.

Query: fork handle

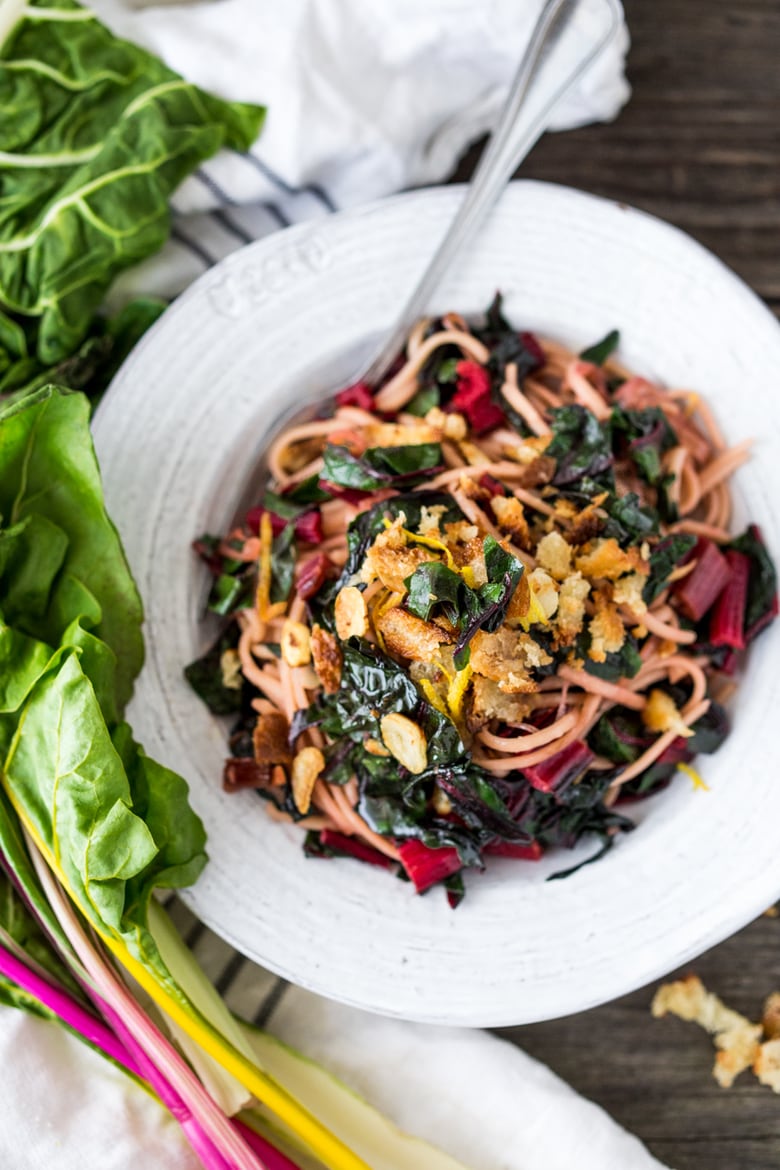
[361,0,623,386]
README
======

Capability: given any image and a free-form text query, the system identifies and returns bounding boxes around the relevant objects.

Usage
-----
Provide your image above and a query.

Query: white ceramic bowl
[93,182,780,1026]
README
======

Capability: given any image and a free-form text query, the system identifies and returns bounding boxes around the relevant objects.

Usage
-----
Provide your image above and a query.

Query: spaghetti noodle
[186,296,777,901]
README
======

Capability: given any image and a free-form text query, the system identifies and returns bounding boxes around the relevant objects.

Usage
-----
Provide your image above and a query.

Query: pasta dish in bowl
[185,297,776,905]
[92,182,780,1024]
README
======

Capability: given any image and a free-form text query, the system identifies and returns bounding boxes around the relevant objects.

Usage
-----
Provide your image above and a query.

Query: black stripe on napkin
[253,978,290,1028]
[239,151,336,213]
[170,223,216,268]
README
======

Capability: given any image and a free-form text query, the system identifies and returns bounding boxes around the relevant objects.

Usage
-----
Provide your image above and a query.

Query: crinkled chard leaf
[728,525,779,641]
[612,406,678,486]
[322,443,443,490]
[547,405,615,493]
[579,329,620,366]
[0,0,264,365]
[643,533,697,605]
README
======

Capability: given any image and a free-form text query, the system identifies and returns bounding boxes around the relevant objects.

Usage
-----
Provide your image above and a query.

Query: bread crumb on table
[652,974,780,1092]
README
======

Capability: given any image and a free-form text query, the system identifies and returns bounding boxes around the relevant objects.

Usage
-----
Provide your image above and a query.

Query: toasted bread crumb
[334,586,368,640]
[377,606,454,661]
[291,746,325,815]
[652,975,762,1088]
[536,531,573,580]
[253,712,293,766]
[311,624,343,693]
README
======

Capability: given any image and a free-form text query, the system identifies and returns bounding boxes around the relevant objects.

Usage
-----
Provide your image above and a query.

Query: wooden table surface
[484,2,780,1166]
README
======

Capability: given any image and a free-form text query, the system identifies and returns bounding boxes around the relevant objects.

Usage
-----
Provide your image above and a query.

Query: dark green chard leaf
[405,562,463,624]
[295,639,525,867]
[406,352,459,417]
[291,474,333,506]
[270,524,296,605]
[0,299,166,407]
[314,491,465,615]
[546,405,615,494]
[603,491,659,544]
[262,478,330,519]
[589,709,649,764]
[471,294,545,434]
[262,491,304,521]
[612,407,678,486]
[643,533,697,604]
[404,536,523,670]
[580,329,620,366]
[434,763,531,841]
[0,0,264,366]
[208,572,253,617]
[322,443,443,490]
[405,385,441,418]
[477,292,542,378]
[728,526,779,640]
[516,774,634,880]
[687,701,730,755]
[581,634,643,682]
[184,627,243,716]
[293,639,422,743]
[443,872,466,909]
[452,538,524,669]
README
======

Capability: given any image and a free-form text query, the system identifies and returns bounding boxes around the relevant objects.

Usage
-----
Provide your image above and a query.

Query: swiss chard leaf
[184,627,243,716]
[405,562,463,623]
[296,639,526,865]
[277,474,331,508]
[322,443,443,490]
[588,709,650,764]
[0,869,84,1001]
[452,540,524,669]
[603,491,659,544]
[516,773,634,879]
[546,405,615,494]
[270,524,296,605]
[580,329,620,366]
[612,407,678,486]
[407,351,459,417]
[316,491,465,614]
[0,0,264,364]
[728,526,779,640]
[643,533,697,604]
[405,384,441,418]
[687,701,729,755]
[0,299,166,406]
[477,292,543,378]
[582,634,643,682]
[404,535,524,670]
[0,514,69,627]
[0,386,143,710]
[208,571,253,617]
[262,490,304,521]
[1,649,206,981]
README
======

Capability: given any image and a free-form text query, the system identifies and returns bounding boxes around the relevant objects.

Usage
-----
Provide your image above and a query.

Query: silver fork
[360,0,624,387]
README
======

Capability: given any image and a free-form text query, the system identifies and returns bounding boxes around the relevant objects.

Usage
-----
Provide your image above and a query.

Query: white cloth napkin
[0,979,670,1170]
[90,0,632,305]
[0,3,671,1168]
